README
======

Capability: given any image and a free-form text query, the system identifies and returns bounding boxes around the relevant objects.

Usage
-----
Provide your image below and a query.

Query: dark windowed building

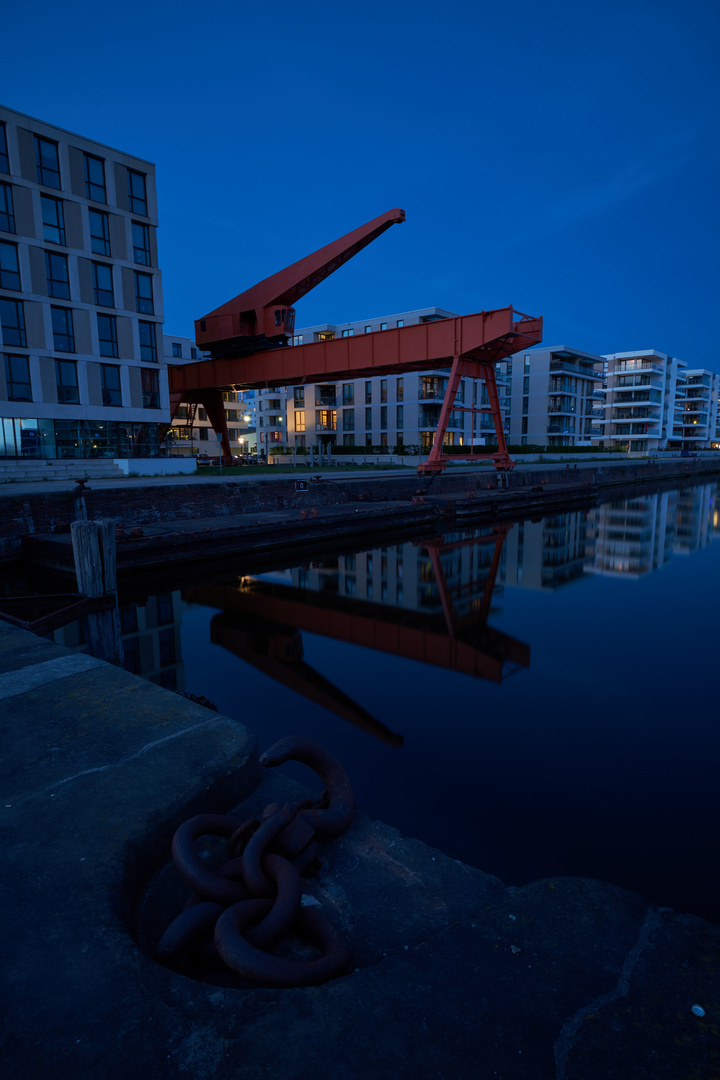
[0,105,168,460]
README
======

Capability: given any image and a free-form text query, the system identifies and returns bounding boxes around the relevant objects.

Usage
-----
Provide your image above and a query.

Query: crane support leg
[417,358,515,475]
[200,389,233,462]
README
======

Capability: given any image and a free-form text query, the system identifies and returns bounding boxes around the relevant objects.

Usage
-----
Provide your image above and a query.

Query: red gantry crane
[168,209,542,473]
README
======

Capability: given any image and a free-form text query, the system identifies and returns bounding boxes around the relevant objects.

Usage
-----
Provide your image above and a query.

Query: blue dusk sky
[3,0,719,367]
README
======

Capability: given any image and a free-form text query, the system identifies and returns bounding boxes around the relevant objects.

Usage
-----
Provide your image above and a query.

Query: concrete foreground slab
[1,621,718,1079]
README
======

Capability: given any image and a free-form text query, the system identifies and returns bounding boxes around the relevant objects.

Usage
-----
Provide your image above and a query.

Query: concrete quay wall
[2,457,720,562]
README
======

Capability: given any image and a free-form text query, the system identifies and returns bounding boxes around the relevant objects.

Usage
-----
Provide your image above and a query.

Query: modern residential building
[0,104,168,460]
[673,368,720,450]
[598,349,686,453]
[506,345,606,448]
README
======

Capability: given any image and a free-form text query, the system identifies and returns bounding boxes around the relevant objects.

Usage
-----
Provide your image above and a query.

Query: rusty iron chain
[156,735,354,987]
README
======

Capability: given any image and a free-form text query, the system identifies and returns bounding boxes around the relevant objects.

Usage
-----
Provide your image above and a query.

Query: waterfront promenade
[1,616,718,1079]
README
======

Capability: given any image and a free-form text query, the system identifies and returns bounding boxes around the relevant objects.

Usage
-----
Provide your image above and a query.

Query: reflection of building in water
[585,484,718,577]
[503,512,590,591]
[290,533,504,618]
[674,485,715,554]
[50,590,184,689]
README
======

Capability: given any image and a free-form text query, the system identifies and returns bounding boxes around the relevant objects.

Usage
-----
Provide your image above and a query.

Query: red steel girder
[170,307,542,393]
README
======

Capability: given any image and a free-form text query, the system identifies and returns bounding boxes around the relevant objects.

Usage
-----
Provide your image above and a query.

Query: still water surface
[63,480,720,922]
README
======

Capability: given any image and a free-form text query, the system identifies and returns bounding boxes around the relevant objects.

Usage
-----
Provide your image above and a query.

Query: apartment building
[164,333,257,455]
[598,350,686,452]
[674,368,720,449]
[506,345,605,448]
[0,105,168,460]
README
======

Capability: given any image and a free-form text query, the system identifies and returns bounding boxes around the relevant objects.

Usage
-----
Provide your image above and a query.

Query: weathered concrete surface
[1,621,718,1079]
[3,457,720,562]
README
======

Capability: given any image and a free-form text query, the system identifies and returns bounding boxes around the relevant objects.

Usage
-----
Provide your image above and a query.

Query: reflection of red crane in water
[183,526,529,745]
[168,209,542,473]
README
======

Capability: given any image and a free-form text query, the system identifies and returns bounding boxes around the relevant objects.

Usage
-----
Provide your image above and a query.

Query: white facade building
[506,345,606,448]
[0,104,168,460]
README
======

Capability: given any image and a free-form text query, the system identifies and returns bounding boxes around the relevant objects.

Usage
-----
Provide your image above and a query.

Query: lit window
[0,241,21,290]
[0,184,15,233]
[34,136,60,189]
[100,363,121,406]
[4,353,32,401]
[51,307,75,352]
[89,210,110,256]
[128,170,147,215]
[41,197,65,245]
[92,262,114,307]
[97,314,118,358]
[55,358,78,402]
[138,321,157,362]
[83,154,106,202]
[132,222,150,265]
[0,297,25,346]
[134,271,153,314]
[380,379,387,403]
[141,367,160,409]
[294,410,305,432]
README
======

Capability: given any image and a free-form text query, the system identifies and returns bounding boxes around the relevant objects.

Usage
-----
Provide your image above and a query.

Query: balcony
[315,422,337,432]
[315,395,337,408]
[550,360,602,378]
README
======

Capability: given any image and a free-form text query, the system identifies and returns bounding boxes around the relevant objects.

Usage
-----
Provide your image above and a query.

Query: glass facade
[0,417,168,458]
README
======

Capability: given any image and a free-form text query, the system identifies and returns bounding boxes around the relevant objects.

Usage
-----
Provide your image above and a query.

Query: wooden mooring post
[70,519,124,666]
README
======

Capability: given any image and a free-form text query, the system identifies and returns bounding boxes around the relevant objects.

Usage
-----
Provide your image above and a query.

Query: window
[294,386,305,407]
[198,407,207,421]
[522,397,528,415]
[227,428,237,441]
[51,307,75,352]
[343,409,355,431]
[34,136,61,189]
[190,347,197,359]
[128,170,147,215]
[4,354,32,401]
[41,197,65,245]
[171,342,182,358]
[396,404,404,429]
[141,367,160,409]
[0,184,15,233]
[380,378,387,402]
[397,319,404,327]
[55,358,78,402]
[89,209,110,256]
[134,271,153,314]
[523,376,530,394]
[524,354,531,373]
[294,410,305,432]
[226,409,238,421]
[342,383,354,405]
[343,434,355,447]
[0,124,8,173]
[0,297,26,346]
[396,377,403,401]
[45,251,70,299]
[132,221,150,265]
[380,322,387,330]
[97,314,118,357]
[292,335,303,345]
[342,328,353,337]
[521,417,528,434]
[365,407,372,429]
[0,242,20,290]
[92,262,114,307]
[364,325,371,333]
[83,154,106,202]
[100,363,121,406]
[365,380,372,404]
[138,320,157,362]
[380,406,387,430]
[198,427,208,441]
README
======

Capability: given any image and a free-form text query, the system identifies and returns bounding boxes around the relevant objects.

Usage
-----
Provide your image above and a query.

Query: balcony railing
[315,422,337,432]
[315,396,337,407]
